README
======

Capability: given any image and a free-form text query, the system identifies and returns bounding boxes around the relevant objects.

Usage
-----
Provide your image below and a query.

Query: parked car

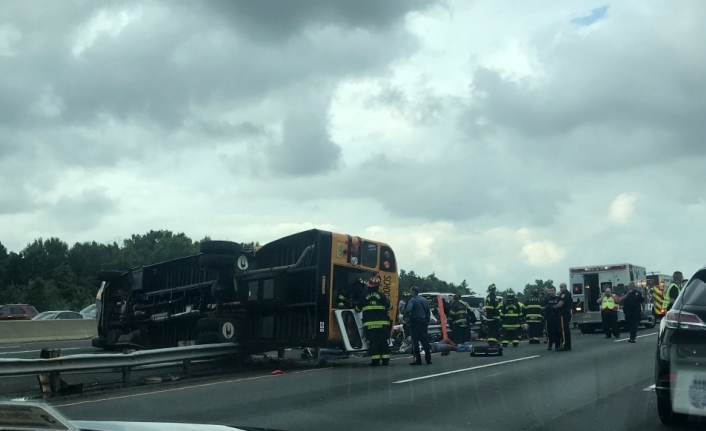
[0,304,39,320]
[32,311,84,320]
[80,303,97,319]
[654,266,706,426]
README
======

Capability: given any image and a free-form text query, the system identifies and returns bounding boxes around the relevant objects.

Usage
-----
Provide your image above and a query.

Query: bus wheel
[200,241,243,255]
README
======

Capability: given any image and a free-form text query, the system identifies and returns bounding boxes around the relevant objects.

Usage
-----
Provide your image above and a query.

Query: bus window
[379,246,396,272]
[332,265,375,309]
[362,242,377,268]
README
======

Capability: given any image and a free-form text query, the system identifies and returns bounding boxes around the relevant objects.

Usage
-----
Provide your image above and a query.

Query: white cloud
[608,193,637,225]
[0,23,21,56]
[72,7,143,57]
[521,240,566,268]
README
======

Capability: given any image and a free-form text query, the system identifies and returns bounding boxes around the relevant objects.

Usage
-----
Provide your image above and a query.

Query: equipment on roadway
[646,272,672,318]
[569,263,656,334]
[470,344,502,357]
[93,229,398,359]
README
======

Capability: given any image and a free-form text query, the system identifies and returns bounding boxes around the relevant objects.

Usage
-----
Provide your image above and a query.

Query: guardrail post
[121,366,131,387]
[39,348,61,393]
[183,359,191,376]
[277,349,285,360]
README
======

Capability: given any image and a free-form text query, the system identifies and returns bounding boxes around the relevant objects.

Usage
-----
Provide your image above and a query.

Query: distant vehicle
[646,273,673,318]
[569,263,655,334]
[654,266,706,425]
[80,304,97,319]
[32,311,84,320]
[0,304,39,321]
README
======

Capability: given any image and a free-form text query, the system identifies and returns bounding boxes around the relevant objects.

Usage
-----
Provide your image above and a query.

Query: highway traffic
[0,327,692,431]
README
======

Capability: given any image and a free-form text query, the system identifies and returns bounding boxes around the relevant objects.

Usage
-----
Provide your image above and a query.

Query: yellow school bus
[94,229,398,353]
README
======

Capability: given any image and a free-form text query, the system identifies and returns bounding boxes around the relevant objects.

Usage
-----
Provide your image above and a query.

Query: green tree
[398,269,475,299]
[520,279,555,303]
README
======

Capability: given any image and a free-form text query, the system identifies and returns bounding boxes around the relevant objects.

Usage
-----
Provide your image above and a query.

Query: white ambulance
[569,263,656,334]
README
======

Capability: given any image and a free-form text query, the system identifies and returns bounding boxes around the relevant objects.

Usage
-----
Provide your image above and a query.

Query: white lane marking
[0,345,20,349]
[0,347,83,355]
[644,384,656,391]
[485,372,505,378]
[614,332,657,343]
[393,355,540,384]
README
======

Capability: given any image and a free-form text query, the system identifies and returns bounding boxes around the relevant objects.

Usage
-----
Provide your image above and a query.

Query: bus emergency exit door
[334,310,368,352]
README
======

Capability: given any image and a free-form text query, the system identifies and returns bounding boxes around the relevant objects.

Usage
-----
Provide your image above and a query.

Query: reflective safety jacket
[449,300,469,327]
[485,293,501,320]
[525,296,543,321]
[355,288,392,329]
[600,295,619,312]
[500,302,522,329]
[662,283,681,312]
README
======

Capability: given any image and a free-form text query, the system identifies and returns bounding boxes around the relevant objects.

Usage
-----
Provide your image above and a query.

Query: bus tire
[200,241,243,255]
[199,253,236,270]
[97,270,124,282]
[197,332,221,345]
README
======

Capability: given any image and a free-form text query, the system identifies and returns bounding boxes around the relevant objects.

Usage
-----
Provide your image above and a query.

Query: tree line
[0,229,539,312]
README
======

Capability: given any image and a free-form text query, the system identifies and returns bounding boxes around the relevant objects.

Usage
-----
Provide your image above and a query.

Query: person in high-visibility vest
[662,271,684,312]
[485,284,501,346]
[355,274,392,366]
[449,294,470,344]
[500,291,522,347]
[597,287,620,339]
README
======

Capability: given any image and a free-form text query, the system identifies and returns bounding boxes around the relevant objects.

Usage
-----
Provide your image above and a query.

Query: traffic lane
[54,331,659,431]
[0,339,97,359]
[530,378,706,431]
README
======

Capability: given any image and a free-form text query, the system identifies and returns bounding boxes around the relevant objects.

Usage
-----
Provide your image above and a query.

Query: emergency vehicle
[645,273,672,318]
[569,263,656,334]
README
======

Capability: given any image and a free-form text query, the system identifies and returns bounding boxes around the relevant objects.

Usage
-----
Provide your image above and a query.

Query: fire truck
[569,263,656,334]
[646,273,673,319]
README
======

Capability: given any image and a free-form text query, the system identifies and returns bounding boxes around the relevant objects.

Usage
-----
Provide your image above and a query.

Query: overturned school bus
[92,229,399,354]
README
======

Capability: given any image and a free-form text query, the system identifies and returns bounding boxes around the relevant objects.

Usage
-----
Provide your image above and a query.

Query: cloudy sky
[1,0,704,291]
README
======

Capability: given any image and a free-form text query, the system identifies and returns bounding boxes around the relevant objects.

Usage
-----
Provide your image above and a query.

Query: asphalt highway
[41,327,704,431]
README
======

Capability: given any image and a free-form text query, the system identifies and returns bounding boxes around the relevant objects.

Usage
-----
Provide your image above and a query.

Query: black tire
[657,393,688,426]
[497,350,503,357]
[197,332,221,345]
[199,253,236,269]
[97,270,124,282]
[643,317,656,329]
[197,318,220,332]
[200,241,243,255]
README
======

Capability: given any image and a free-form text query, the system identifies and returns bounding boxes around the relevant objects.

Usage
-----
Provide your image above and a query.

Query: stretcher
[469,344,503,357]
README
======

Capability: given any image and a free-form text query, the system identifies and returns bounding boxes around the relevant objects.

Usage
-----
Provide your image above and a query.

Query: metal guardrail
[0,343,241,390]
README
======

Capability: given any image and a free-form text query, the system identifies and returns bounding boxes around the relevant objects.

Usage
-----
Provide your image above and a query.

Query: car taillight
[659,373,676,382]
[678,311,706,331]
[664,311,680,329]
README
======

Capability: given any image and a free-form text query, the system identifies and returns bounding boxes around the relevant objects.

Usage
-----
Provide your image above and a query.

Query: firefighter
[500,291,522,347]
[355,274,392,366]
[662,271,684,313]
[525,289,543,344]
[337,278,365,308]
[449,294,470,344]
[485,284,501,346]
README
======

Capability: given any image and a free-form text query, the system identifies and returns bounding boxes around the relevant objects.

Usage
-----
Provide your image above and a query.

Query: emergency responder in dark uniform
[552,283,573,351]
[449,294,470,344]
[542,287,559,350]
[355,274,392,366]
[485,284,501,346]
[525,289,543,344]
[337,278,365,308]
[663,271,684,312]
[500,291,522,347]
[405,286,432,365]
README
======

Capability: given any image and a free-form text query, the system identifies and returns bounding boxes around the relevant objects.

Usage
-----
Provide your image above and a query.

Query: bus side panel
[316,231,333,344]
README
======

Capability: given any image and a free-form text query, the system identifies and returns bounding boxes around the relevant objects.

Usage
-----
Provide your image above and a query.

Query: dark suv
[0,304,39,320]
[654,267,706,426]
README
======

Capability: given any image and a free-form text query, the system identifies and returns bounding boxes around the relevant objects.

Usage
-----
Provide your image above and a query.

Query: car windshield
[681,272,706,306]
[32,312,59,320]
[80,304,96,314]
